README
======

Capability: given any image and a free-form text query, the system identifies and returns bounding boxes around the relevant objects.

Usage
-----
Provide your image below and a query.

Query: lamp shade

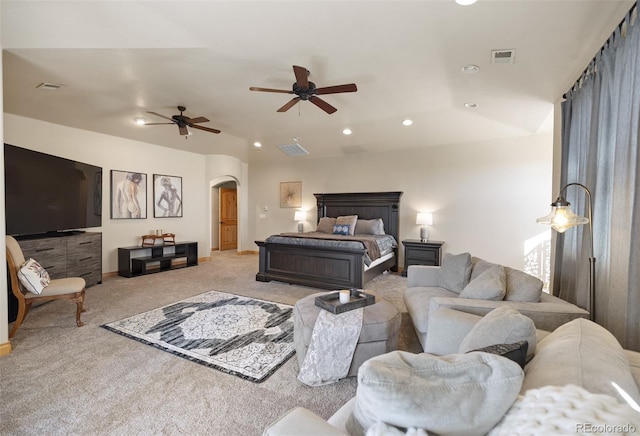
[294,211,306,222]
[416,213,433,226]
[536,197,589,233]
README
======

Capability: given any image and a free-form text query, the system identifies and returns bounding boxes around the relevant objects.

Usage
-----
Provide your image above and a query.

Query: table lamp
[294,210,307,233]
[416,212,433,242]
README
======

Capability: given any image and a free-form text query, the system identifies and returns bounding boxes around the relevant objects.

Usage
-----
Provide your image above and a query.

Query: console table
[402,239,444,277]
[118,241,198,278]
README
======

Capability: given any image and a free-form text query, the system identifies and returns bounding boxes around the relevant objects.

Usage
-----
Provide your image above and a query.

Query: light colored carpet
[1,250,421,436]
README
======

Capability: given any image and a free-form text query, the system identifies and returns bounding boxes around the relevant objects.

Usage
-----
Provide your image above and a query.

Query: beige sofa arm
[407,265,441,287]
[428,294,589,332]
[262,407,348,436]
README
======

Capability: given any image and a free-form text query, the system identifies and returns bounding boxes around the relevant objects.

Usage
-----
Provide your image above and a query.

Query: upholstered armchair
[6,235,86,338]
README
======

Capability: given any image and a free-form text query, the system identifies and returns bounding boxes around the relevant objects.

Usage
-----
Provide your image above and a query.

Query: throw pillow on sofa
[438,252,472,293]
[459,264,506,301]
[346,350,524,436]
[504,267,543,302]
[458,306,537,359]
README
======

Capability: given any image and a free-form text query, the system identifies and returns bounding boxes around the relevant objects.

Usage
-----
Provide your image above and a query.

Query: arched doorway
[210,180,238,252]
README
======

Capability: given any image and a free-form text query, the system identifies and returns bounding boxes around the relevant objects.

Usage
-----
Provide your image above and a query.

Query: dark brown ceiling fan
[145,106,221,136]
[250,65,357,114]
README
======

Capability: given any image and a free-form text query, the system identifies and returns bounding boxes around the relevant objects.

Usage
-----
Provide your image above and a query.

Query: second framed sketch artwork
[110,170,147,219]
[154,174,183,217]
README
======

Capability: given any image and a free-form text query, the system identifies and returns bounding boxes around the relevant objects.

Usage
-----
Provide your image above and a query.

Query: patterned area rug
[102,290,295,383]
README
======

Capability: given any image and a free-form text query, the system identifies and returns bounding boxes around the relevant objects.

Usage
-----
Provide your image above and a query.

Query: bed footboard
[256,240,371,290]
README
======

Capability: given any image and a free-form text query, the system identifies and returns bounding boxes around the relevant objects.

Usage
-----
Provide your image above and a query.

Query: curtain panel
[558,8,640,351]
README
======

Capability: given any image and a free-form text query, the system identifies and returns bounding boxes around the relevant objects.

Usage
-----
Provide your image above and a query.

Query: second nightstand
[402,239,444,277]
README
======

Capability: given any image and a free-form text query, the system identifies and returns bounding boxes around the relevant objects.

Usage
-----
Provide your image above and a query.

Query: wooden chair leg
[74,295,85,327]
[9,302,27,339]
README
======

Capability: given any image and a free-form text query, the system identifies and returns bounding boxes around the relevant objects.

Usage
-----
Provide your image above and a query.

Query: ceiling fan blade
[143,122,174,125]
[250,86,293,94]
[315,83,358,95]
[186,116,209,124]
[309,96,337,114]
[179,125,189,136]
[277,97,301,112]
[191,124,221,134]
[293,65,309,89]
[147,111,175,122]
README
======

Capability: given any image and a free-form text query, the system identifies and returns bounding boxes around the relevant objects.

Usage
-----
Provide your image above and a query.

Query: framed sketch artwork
[154,174,183,217]
[280,181,302,208]
[110,170,147,219]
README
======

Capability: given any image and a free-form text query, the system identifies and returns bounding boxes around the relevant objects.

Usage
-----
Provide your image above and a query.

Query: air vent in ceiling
[36,82,64,90]
[278,143,309,156]
[491,49,515,65]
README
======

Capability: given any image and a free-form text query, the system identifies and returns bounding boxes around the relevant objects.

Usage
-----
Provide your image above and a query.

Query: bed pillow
[336,215,358,236]
[354,218,385,235]
[347,350,523,436]
[316,217,336,233]
[18,258,51,295]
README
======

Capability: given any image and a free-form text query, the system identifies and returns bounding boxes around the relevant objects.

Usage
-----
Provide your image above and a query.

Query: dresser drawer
[19,239,67,279]
[406,249,437,262]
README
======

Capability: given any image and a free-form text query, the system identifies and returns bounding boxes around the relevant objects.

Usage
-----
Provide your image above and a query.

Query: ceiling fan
[250,65,357,114]
[145,106,221,136]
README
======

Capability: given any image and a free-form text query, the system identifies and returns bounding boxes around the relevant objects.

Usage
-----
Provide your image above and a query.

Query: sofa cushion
[459,265,506,301]
[423,308,481,355]
[504,267,543,302]
[18,258,50,295]
[458,306,537,359]
[470,258,500,281]
[522,318,640,405]
[438,252,472,293]
[347,350,524,436]
[403,287,459,336]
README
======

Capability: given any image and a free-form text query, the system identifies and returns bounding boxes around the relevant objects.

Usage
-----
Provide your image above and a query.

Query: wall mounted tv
[4,144,102,237]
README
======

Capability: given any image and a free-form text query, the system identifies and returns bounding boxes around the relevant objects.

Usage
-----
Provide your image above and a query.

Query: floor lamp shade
[416,212,433,241]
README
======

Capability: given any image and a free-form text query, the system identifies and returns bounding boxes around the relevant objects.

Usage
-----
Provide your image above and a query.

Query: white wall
[4,114,213,274]
[1,7,9,348]
[249,134,553,270]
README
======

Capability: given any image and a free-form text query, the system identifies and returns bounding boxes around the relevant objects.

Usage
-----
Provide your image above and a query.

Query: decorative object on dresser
[110,170,147,219]
[256,191,403,290]
[102,290,294,383]
[6,235,87,339]
[118,241,197,277]
[401,239,444,277]
[141,233,176,246]
[415,212,433,241]
[153,174,183,218]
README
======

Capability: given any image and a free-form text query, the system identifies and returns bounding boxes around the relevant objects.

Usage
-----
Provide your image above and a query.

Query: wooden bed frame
[255,191,402,290]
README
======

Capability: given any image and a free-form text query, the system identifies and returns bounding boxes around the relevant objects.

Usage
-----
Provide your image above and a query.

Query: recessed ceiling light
[402,119,413,126]
[292,137,301,142]
[253,142,262,148]
[461,65,480,73]
[133,117,147,125]
[464,102,479,108]
[455,0,477,5]
[342,128,352,135]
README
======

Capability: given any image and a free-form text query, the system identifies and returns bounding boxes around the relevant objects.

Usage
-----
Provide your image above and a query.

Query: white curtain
[557,5,640,351]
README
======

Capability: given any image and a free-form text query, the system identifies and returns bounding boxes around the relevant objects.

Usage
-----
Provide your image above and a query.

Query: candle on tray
[339,290,350,304]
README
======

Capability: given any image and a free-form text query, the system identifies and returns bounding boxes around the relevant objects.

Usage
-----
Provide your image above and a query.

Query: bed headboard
[314,191,403,244]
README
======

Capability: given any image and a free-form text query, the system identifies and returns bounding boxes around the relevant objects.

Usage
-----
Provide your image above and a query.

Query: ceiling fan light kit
[250,65,358,114]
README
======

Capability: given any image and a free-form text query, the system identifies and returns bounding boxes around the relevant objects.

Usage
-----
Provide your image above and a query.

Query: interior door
[220,188,237,251]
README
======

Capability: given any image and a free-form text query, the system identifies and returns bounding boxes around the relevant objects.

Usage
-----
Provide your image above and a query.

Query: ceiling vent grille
[36,82,64,90]
[278,143,309,156]
[491,49,516,65]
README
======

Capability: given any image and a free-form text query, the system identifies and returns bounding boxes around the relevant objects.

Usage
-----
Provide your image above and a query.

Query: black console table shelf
[118,242,198,278]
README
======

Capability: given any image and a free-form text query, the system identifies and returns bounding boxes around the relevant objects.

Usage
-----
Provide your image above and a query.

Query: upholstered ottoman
[294,291,402,377]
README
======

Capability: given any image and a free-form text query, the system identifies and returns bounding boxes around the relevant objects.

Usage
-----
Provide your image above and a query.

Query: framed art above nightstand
[402,239,444,276]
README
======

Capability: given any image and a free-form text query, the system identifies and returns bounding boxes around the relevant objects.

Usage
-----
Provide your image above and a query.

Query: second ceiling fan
[250,65,357,114]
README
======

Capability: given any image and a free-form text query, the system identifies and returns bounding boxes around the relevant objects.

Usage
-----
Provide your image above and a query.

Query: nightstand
[402,239,444,277]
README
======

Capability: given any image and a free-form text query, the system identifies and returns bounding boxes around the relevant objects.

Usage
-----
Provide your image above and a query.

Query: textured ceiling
[1,1,634,163]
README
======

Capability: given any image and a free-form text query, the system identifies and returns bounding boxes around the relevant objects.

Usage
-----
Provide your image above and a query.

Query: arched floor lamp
[536,182,595,321]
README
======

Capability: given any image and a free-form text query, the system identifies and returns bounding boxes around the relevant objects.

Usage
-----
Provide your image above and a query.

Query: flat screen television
[4,143,102,237]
